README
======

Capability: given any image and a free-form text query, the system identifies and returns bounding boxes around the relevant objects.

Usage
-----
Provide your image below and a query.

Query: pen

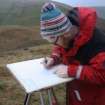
[45,57,48,64]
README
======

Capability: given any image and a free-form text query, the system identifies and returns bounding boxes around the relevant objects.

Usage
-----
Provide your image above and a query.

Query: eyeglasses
[43,36,59,44]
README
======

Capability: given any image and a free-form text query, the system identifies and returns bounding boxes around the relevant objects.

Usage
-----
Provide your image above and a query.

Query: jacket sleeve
[68,53,105,85]
[74,9,97,47]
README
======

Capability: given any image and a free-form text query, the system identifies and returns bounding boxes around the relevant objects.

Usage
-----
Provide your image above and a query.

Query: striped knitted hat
[40,2,72,39]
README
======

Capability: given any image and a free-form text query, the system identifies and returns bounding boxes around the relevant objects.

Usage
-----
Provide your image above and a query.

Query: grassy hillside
[97,18,105,32]
[0,0,49,26]
[0,26,50,53]
[0,0,105,26]
[95,7,105,19]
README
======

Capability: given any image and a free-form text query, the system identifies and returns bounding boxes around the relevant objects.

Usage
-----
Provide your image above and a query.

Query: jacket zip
[74,90,82,101]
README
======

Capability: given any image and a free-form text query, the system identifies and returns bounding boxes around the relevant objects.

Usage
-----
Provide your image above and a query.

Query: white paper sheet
[6,58,73,93]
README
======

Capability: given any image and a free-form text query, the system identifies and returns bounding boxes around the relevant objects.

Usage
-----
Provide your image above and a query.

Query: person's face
[44,26,79,45]
[55,26,79,47]
[56,32,73,46]
[62,26,79,40]
[43,32,73,45]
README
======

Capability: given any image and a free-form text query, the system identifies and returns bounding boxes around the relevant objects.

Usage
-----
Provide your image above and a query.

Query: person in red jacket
[40,2,105,105]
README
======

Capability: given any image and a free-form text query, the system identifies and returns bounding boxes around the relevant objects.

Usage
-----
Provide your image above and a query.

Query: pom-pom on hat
[40,2,72,39]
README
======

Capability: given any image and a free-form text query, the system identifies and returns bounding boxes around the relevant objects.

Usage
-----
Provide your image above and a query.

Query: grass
[0,81,6,90]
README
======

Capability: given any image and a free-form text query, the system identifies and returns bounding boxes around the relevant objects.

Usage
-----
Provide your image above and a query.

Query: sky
[52,0,105,7]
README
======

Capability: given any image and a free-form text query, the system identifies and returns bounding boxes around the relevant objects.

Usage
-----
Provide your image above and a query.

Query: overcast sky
[52,0,105,7]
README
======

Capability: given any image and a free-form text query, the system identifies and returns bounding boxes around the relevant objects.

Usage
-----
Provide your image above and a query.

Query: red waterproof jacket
[51,7,105,105]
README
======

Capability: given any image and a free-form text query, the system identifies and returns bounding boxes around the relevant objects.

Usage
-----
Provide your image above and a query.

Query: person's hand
[42,57,54,69]
[54,65,68,78]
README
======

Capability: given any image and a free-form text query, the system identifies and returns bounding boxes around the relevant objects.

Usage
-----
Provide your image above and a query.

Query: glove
[54,65,69,78]
[41,57,54,69]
